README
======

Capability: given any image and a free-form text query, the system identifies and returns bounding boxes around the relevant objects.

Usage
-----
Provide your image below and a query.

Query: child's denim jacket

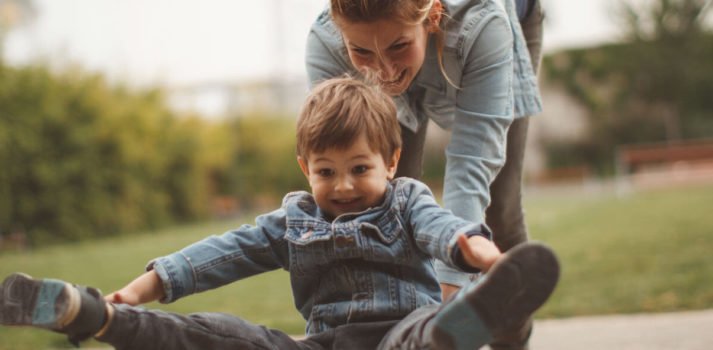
[306,0,541,286]
[148,178,490,335]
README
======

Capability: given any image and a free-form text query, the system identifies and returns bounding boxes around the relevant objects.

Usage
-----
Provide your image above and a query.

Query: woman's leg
[486,1,544,349]
[395,121,428,179]
[487,0,544,255]
[486,116,531,253]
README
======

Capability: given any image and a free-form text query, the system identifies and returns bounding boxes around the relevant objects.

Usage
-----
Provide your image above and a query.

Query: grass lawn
[1,183,712,349]
[528,182,713,317]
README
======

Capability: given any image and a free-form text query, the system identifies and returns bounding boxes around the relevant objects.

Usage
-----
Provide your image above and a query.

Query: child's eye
[352,165,369,174]
[317,168,334,177]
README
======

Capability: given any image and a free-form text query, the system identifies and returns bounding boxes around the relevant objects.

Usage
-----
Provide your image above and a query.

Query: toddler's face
[298,134,399,219]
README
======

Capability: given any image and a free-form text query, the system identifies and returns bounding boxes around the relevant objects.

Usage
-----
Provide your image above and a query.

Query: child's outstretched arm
[104,270,165,306]
[455,234,502,273]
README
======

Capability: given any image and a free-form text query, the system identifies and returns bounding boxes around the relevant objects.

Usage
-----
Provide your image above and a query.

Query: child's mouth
[332,197,362,212]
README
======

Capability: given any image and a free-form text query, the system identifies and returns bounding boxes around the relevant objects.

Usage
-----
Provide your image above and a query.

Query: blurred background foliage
[0,0,712,247]
[0,62,305,246]
[541,0,713,174]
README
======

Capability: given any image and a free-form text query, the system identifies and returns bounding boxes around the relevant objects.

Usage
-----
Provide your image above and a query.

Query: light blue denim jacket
[148,178,490,335]
[305,0,541,286]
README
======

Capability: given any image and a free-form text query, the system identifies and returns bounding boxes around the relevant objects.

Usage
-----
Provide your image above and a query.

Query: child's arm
[104,270,165,306]
[455,234,502,273]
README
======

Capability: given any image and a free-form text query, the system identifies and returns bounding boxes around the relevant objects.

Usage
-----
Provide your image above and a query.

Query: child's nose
[335,176,354,191]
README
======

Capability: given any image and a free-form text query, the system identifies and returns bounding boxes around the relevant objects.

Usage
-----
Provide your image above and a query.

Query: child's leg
[0,273,107,345]
[99,304,311,350]
[0,273,314,350]
[430,242,559,349]
[378,242,559,350]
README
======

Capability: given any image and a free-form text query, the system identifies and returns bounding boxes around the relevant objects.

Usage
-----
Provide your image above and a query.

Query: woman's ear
[386,148,401,180]
[428,0,443,33]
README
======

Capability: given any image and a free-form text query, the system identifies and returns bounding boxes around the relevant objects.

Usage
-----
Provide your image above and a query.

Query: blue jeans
[97,304,444,350]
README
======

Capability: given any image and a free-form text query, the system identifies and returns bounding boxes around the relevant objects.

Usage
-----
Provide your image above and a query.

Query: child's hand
[104,270,165,306]
[105,289,142,306]
[456,234,502,272]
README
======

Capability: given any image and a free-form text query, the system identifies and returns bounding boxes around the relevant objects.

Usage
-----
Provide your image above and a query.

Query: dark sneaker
[489,318,533,350]
[0,273,107,345]
[430,242,560,350]
[0,273,80,329]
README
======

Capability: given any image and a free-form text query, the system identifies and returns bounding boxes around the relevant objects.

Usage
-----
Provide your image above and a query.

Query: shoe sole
[431,242,560,350]
[0,273,79,328]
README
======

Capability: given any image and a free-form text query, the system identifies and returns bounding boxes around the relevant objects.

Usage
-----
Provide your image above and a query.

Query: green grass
[1,183,712,349]
[528,183,713,317]
[0,221,305,349]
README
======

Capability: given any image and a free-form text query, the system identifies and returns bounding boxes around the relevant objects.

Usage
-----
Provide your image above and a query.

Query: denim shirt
[305,0,541,286]
[148,178,490,335]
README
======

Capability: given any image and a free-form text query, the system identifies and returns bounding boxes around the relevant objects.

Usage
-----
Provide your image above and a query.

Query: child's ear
[297,156,310,178]
[386,148,401,180]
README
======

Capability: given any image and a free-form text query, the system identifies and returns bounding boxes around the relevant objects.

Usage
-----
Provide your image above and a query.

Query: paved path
[526,309,713,350]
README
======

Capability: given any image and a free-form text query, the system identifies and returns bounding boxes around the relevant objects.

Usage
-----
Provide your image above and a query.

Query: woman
[305,0,544,349]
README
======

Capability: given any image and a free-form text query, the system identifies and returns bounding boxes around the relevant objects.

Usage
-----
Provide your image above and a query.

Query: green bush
[0,64,213,245]
[0,63,316,247]
[213,115,306,211]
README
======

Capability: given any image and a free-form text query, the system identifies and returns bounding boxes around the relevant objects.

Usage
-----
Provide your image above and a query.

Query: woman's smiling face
[339,18,431,95]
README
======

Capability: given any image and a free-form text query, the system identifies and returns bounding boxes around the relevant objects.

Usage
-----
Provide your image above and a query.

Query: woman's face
[338,18,431,96]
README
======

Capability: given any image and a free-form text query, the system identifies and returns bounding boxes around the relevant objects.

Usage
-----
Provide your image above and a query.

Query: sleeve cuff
[434,260,480,287]
[145,253,195,304]
[452,227,491,272]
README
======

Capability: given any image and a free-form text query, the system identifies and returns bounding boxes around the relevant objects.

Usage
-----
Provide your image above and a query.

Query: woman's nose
[376,56,397,80]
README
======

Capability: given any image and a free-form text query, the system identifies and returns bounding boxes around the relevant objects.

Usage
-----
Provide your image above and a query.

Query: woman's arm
[443,12,514,223]
[436,11,515,292]
[305,18,354,87]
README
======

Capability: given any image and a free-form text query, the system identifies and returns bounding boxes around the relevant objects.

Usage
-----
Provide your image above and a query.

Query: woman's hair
[330,0,435,26]
[330,0,455,87]
[296,76,401,162]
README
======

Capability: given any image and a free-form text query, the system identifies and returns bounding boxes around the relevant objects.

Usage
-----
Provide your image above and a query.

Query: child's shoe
[0,273,108,345]
[430,242,560,350]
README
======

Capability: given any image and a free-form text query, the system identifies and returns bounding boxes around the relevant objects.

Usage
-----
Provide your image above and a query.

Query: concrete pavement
[526,309,713,350]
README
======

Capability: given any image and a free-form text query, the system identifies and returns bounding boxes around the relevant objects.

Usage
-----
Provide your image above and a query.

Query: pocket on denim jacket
[360,211,413,264]
[285,226,333,277]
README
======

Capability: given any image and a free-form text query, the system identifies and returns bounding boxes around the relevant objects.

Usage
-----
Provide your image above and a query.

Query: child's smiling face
[298,133,400,219]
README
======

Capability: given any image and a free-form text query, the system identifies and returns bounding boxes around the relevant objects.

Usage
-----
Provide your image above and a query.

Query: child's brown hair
[296,76,401,162]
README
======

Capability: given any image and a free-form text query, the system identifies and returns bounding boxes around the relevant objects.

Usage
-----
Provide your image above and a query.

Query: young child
[0,76,559,350]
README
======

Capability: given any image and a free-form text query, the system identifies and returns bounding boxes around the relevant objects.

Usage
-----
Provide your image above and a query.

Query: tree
[619,0,712,41]
[541,0,713,174]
